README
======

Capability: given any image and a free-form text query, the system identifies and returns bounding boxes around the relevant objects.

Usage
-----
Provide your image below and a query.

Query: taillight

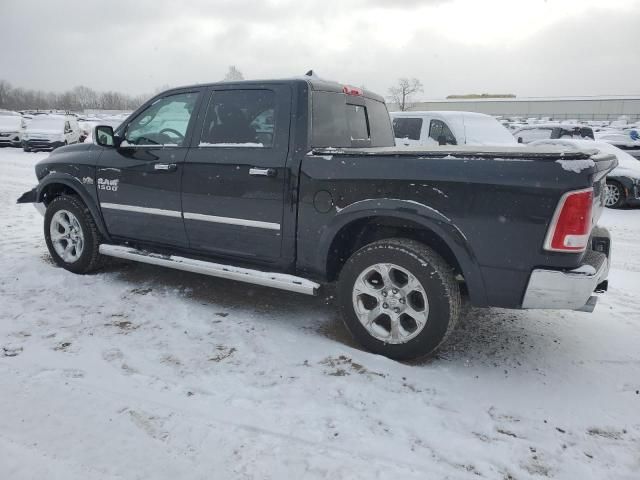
[342,85,363,96]
[544,188,593,252]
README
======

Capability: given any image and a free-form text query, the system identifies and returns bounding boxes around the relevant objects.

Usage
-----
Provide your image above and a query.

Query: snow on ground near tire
[0,148,638,480]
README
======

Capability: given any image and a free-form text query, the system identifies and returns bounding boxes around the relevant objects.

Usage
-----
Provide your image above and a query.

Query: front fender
[36,172,111,241]
[317,198,488,306]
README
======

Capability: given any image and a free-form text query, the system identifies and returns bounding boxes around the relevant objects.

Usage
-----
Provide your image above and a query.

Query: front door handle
[154,163,177,172]
[249,167,276,177]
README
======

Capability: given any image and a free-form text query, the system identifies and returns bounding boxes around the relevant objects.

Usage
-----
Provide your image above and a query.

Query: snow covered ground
[1,147,639,479]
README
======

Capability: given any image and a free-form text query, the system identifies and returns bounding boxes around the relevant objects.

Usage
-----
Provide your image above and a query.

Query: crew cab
[391,111,517,147]
[17,75,615,360]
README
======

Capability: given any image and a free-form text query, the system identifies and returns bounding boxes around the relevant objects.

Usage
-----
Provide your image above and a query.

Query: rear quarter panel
[298,152,603,308]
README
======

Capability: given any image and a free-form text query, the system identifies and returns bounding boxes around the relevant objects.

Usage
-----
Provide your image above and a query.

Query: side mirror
[437,135,447,146]
[95,125,116,147]
[517,137,523,144]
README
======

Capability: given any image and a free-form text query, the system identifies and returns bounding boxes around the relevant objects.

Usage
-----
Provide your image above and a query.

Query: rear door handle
[154,163,177,172]
[249,167,276,177]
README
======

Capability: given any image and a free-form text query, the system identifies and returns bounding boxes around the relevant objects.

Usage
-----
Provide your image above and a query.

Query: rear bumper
[521,228,611,312]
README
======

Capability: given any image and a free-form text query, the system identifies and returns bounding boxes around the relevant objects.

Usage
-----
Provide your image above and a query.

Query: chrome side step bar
[98,244,320,295]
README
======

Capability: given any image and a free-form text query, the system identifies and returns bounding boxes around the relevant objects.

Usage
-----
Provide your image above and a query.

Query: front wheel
[337,238,461,361]
[604,181,625,208]
[44,195,104,274]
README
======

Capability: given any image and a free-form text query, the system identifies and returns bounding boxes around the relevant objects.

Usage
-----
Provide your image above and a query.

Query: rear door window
[392,117,423,141]
[200,89,276,147]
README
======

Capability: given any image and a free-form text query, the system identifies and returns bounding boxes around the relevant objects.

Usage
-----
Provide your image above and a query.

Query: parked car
[531,138,640,208]
[595,131,640,159]
[512,123,595,143]
[17,76,614,360]
[0,111,25,147]
[391,111,517,147]
[79,117,123,144]
[22,115,82,152]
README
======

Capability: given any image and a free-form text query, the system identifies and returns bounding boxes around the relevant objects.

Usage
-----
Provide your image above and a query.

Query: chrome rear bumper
[521,249,609,312]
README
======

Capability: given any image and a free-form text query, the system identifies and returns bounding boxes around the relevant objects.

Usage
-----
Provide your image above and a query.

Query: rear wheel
[337,238,461,361]
[604,180,625,208]
[44,195,104,274]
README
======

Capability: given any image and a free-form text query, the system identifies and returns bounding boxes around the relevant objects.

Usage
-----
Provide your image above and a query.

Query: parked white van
[390,111,518,147]
[22,115,82,152]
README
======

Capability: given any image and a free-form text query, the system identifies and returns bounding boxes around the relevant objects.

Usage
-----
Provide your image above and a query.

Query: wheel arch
[607,176,632,191]
[37,175,111,241]
[318,199,488,306]
[605,176,630,207]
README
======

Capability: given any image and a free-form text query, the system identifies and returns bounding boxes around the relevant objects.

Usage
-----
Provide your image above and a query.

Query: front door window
[125,92,198,146]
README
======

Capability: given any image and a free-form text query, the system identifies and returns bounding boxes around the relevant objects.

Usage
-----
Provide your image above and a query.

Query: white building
[390,95,640,122]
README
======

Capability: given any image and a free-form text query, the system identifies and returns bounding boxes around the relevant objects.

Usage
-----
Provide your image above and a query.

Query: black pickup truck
[18,75,615,360]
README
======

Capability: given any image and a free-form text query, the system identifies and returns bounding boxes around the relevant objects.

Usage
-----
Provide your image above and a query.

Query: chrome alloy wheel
[604,183,621,207]
[50,209,85,263]
[352,263,429,344]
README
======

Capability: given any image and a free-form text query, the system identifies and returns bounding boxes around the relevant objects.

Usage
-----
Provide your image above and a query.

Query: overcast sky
[2,0,639,99]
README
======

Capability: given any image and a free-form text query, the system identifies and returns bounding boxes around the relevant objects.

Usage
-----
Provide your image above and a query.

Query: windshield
[463,114,517,145]
[27,116,64,131]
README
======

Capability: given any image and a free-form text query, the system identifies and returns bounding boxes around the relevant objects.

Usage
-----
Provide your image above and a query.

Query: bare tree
[72,86,99,110]
[223,66,244,82]
[0,79,149,111]
[0,80,11,109]
[387,78,424,111]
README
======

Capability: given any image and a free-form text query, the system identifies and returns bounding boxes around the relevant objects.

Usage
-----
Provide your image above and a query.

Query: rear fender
[318,198,488,306]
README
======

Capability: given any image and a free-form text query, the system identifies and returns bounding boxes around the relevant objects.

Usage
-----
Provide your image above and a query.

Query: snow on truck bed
[1,148,639,479]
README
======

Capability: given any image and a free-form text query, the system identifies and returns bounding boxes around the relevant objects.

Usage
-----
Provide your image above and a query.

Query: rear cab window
[311,90,394,148]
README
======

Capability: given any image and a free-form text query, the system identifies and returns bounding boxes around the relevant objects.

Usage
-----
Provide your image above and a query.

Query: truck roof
[161,76,386,103]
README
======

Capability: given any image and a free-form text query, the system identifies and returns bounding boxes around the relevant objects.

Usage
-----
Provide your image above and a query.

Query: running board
[98,244,320,295]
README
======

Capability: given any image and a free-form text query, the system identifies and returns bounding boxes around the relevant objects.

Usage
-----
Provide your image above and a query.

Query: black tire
[23,146,31,152]
[605,180,626,208]
[44,195,104,274]
[337,238,461,361]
